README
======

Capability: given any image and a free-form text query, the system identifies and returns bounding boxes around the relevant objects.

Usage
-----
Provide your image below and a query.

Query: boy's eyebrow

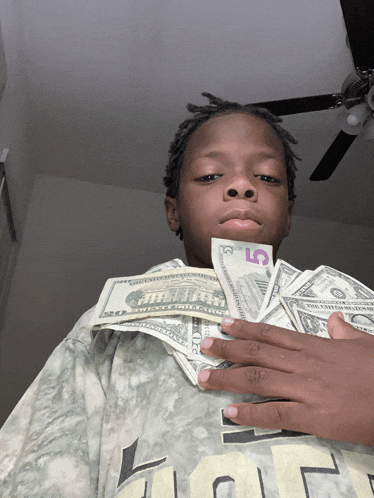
[199,151,227,160]
[197,150,283,161]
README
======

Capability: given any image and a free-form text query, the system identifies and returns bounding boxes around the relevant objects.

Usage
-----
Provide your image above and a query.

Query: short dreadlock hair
[164,92,300,203]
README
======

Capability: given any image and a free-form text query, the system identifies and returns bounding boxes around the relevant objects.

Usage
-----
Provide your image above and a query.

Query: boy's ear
[164,196,181,233]
[284,200,294,238]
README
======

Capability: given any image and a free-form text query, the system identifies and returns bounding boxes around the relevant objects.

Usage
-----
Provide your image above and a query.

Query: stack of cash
[91,238,374,385]
[260,262,374,337]
[91,265,234,385]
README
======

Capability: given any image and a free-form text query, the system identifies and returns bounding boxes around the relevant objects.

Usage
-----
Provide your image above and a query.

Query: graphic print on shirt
[116,409,374,497]
[117,439,167,488]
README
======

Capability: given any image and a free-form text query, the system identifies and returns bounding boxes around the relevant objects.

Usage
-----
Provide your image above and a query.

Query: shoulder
[63,305,97,348]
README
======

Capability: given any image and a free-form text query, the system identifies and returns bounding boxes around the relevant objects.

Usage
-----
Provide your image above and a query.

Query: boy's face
[165,112,294,268]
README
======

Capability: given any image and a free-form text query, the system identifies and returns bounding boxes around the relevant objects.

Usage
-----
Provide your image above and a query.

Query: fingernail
[337,312,344,320]
[222,317,235,326]
[198,370,210,384]
[224,406,238,418]
[201,338,214,350]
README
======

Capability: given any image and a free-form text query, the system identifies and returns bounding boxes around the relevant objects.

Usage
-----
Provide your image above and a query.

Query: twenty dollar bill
[92,267,228,325]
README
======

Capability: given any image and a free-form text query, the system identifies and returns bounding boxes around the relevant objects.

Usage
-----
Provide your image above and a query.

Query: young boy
[1,93,374,497]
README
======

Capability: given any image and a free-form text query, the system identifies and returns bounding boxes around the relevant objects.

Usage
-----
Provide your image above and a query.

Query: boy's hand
[198,313,374,447]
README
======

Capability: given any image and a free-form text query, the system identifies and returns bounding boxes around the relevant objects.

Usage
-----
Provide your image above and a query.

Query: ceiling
[20,0,374,227]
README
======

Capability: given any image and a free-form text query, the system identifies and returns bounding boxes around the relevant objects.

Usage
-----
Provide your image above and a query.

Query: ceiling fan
[250,0,374,181]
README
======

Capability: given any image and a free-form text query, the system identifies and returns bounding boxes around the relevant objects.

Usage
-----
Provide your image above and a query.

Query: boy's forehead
[183,111,285,163]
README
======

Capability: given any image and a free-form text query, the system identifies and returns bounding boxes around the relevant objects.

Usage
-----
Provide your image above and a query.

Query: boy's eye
[196,174,221,182]
[256,174,280,184]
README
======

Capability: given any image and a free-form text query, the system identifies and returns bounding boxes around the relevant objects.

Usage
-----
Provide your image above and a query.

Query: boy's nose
[227,188,254,199]
[224,176,257,201]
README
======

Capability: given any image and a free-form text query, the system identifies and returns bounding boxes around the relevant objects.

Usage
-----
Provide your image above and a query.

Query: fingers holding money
[327,311,370,339]
[200,336,301,373]
[200,317,327,367]
[198,365,308,401]
[199,317,338,381]
[199,316,374,446]
[219,317,318,351]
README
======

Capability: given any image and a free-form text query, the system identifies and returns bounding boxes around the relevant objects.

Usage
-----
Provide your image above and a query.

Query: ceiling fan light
[346,114,360,126]
[339,104,369,135]
[339,110,363,135]
[347,103,369,122]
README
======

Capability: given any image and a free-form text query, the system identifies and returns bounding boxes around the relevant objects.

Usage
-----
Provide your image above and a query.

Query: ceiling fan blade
[251,94,342,116]
[309,131,357,181]
[340,0,374,71]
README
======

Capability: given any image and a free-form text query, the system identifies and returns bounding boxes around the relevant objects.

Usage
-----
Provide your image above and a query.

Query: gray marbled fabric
[1,260,374,497]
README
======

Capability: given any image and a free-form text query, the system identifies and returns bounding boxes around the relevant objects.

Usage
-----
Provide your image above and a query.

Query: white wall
[1,174,374,425]
[0,0,33,236]
[0,1,34,334]
[278,216,374,291]
[0,175,185,425]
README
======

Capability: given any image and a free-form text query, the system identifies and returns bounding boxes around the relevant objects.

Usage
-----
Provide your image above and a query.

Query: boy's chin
[215,232,269,245]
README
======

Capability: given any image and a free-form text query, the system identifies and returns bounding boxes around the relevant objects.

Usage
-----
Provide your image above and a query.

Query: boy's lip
[221,219,260,229]
[220,209,261,226]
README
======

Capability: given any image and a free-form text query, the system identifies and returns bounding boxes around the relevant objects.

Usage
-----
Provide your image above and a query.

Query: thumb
[327,311,368,339]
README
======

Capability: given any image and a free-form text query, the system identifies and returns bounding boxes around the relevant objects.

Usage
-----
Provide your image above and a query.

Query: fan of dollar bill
[91,238,374,386]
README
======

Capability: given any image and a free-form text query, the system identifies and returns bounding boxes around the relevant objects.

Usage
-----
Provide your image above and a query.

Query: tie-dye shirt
[1,260,374,497]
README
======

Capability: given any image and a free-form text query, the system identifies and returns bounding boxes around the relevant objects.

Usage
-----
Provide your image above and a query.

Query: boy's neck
[186,257,213,269]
